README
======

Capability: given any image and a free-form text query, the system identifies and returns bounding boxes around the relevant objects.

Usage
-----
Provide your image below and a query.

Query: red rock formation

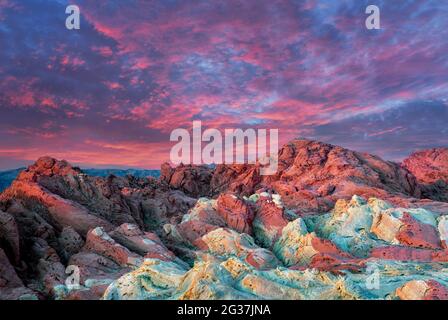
[308,254,364,275]
[403,148,448,202]
[216,193,254,234]
[396,213,441,249]
[177,220,220,247]
[161,162,213,197]
[163,140,422,213]
[403,148,448,185]
[110,223,177,262]
[1,181,114,236]
[253,195,289,248]
[371,246,448,262]
[84,227,142,267]
[0,156,199,299]
[1,140,447,300]
[396,280,448,300]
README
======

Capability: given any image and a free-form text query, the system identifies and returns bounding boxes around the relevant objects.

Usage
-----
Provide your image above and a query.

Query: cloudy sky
[0,0,447,169]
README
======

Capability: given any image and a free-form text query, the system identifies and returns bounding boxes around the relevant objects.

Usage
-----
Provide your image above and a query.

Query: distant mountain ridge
[0,167,160,192]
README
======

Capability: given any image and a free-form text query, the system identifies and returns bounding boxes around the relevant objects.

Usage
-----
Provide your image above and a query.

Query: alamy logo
[170,121,278,175]
[365,5,380,30]
[65,265,80,290]
[365,264,380,290]
[65,5,80,30]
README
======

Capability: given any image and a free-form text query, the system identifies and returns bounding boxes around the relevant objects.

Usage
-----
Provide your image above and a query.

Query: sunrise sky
[0,0,447,170]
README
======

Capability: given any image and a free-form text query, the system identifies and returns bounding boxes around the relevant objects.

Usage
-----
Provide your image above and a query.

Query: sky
[0,0,447,170]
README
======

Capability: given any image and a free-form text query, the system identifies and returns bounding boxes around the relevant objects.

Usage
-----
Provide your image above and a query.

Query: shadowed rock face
[1,140,448,300]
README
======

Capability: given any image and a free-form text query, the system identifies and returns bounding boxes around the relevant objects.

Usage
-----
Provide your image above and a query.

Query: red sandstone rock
[16,156,81,183]
[402,148,448,184]
[253,195,289,248]
[177,220,220,247]
[216,193,254,234]
[110,223,177,261]
[1,141,448,300]
[207,140,422,212]
[161,162,213,197]
[371,246,448,262]
[84,227,142,267]
[396,280,448,300]
[286,235,364,275]
[308,254,364,275]
[211,164,262,197]
[396,213,441,249]
[424,280,448,300]
[0,181,114,236]
[403,148,448,202]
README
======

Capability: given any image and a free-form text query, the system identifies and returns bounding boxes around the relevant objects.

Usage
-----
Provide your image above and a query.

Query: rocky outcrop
[216,193,254,234]
[403,148,448,202]
[0,210,20,265]
[396,280,448,300]
[199,228,279,270]
[160,162,213,198]
[1,181,114,236]
[371,209,441,249]
[161,140,424,214]
[1,139,448,300]
[251,193,290,248]
[206,140,422,212]
[0,248,37,300]
[84,227,142,267]
[0,157,196,300]
[273,218,363,274]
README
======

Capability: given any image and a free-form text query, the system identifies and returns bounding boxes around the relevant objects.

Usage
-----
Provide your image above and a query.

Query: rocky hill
[1,140,447,300]
[403,148,448,202]
[0,167,159,193]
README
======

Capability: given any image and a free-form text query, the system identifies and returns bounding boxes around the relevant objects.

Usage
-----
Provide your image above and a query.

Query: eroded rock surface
[1,140,448,300]
[403,148,448,202]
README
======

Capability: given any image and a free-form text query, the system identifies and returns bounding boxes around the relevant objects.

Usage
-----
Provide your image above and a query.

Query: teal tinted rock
[103,194,448,300]
[103,259,188,300]
[318,196,376,257]
[273,218,310,266]
[201,227,280,269]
